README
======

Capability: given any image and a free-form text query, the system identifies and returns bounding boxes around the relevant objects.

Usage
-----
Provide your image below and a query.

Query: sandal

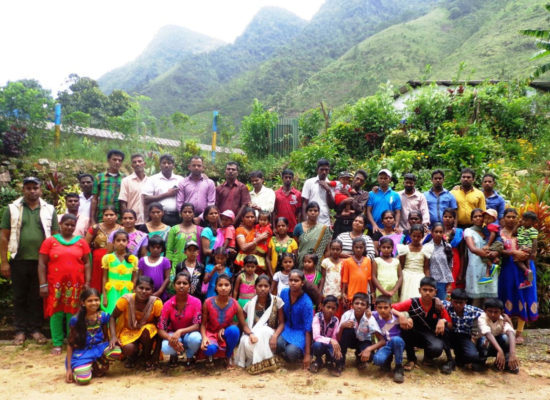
[515,335,525,345]
[51,346,62,355]
[30,331,48,345]
[13,332,26,346]
[404,360,416,371]
[309,361,321,373]
[144,361,157,372]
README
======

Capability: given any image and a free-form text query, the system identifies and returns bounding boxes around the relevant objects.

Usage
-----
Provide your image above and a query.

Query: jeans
[161,331,202,358]
[477,334,510,363]
[204,325,240,358]
[372,336,405,366]
[449,332,481,365]
[436,282,448,301]
[312,341,335,364]
[402,329,451,362]
[11,260,43,333]
[276,335,303,362]
[337,328,371,367]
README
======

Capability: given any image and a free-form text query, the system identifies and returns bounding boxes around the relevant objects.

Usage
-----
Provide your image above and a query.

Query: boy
[477,298,519,373]
[515,211,538,289]
[336,292,385,374]
[372,295,407,383]
[330,171,356,217]
[220,209,237,257]
[479,209,504,285]
[366,169,402,233]
[310,295,342,376]
[392,277,454,374]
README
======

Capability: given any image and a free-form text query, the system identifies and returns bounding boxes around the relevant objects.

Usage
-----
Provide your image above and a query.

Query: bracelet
[40,284,48,288]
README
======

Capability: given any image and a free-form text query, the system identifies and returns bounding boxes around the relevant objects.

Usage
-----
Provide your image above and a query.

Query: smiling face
[471,210,484,227]
[122,212,136,229]
[82,294,101,313]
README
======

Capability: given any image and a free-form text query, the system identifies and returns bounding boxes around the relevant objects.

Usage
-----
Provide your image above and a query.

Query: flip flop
[30,331,47,345]
[13,332,26,346]
[404,360,416,371]
[51,346,62,355]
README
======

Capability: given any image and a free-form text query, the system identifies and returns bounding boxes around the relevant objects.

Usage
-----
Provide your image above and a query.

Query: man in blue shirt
[366,169,401,233]
[424,169,457,226]
[482,173,506,223]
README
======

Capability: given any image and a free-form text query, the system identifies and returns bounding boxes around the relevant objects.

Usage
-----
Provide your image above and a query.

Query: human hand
[343,320,355,329]
[269,336,277,352]
[360,348,371,362]
[318,181,331,192]
[39,285,49,298]
[508,354,519,370]
[65,369,74,383]
[102,296,108,308]
[169,332,181,348]
[372,224,382,234]
[108,337,120,350]
[215,263,224,272]
[249,333,258,344]
[0,261,10,279]
[302,354,311,370]
[167,187,179,197]
[435,319,446,336]
[201,337,210,351]
[495,350,506,370]
[218,328,225,342]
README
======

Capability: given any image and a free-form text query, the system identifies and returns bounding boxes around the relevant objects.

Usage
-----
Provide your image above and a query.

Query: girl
[266,217,298,275]
[423,223,454,300]
[108,209,148,257]
[235,274,285,373]
[109,276,163,371]
[402,211,427,241]
[201,205,225,265]
[175,241,205,300]
[399,224,429,301]
[294,202,332,270]
[138,202,170,242]
[320,240,343,299]
[138,235,171,301]
[201,273,254,367]
[303,253,322,288]
[236,208,268,273]
[335,215,375,259]
[38,214,91,355]
[66,288,121,385]
[166,203,203,270]
[233,255,259,308]
[342,238,373,307]
[203,247,233,299]
[371,210,409,256]
[372,237,402,303]
[442,208,465,289]
[101,230,138,314]
[272,253,295,296]
[158,271,202,367]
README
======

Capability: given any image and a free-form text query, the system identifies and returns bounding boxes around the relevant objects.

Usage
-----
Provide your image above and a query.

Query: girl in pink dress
[233,255,259,308]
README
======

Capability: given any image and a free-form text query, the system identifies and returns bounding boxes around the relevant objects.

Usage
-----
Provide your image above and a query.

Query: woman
[464,208,499,307]
[201,205,225,265]
[499,208,538,344]
[336,214,375,259]
[235,274,284,373]
[371,210,410,256]
[38,214,91,355]
[235,207,269,273]
[108,209,148,257]
[85,205,121,292]
[293,202,332,270]
[166,203,203,269]
[138,202,171,242]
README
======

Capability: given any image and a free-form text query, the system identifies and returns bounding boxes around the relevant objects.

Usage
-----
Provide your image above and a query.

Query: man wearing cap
[249,170,275,214]
[481,174,505,223]
[273,169,302,234]
[424,169,457,226]
[301,158,335,227]
[399,173,430,231]
[451,168,486,228]
[216,161,251,224]
[366,169,402,233]
[332,170,369,237]
[176,155,215,217]
[0,177,59,345]
[118,153,148,225]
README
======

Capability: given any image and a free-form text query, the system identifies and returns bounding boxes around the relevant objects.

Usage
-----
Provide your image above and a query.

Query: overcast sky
[1,0,324,94]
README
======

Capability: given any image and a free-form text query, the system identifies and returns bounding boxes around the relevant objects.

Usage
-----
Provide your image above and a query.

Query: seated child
[392,276,454,374]
[479,209,504,285]
[310,295,342,376]
[336,292,385,374]
[476,298,519,373]
[255,211,273,259]
[329,171,356,217]
[220,210,237,257]
[515,211,538,289]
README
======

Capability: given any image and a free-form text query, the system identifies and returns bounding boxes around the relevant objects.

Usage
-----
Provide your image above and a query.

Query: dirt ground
[2,330,550,400]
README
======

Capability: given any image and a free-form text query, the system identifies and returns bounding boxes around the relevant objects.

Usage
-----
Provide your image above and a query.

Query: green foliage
[240,99,278,159]
[289,135,350,179]
[405,85,453,133]
[520,4,550,78]
[298,107,324,145]
[64,111,91,127]
[0,80,53,132]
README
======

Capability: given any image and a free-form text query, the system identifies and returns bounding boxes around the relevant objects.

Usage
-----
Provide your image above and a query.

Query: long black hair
[70,288,101,349]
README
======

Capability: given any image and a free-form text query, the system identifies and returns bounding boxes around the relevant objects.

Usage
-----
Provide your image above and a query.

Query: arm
[302,198,309,222]
[153,267,171,298]
[269,307,285,352]
[143,188,178,206]
[102,268,109,308]
[236,303,255,340]
[360,331,386,361]
[391,262,404,295]
[531,239,538,260]
[233,275,241,299]
[366,205,380,233]
[90,194,98,225]
[119,200,128,212]
[507,330,518,370]
[200,301,210,350]
[236,234,262,253]
[370,260,388,296]
[423,255,430,276]
[394,209,402,233]
[319,267,326,295]
[83,253,91,287]
[38,253,49,298]
[271,279,279,295]
[201,235,213,260]
[485,331,506,370]
[108,307,122,348]
[65,343,74,382]
[0,228,10,279]
[303,331,312,370]
[464,236,488,258]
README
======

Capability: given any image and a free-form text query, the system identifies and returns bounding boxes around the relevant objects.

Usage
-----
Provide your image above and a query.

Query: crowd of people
[0,150,539,385]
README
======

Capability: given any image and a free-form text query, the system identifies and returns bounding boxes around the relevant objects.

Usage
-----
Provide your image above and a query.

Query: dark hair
[352,237,366,256]
[226,161,239,170]
[147,235,165,252]
[241,207,256,220]
[329,239,343,249]
[461,167,475,178]
[131,153,144,161]
[375,295,392,306]
[276,252,296,272]
[249,170,264,179]
[180,202,195,213]
[303,252,319,266]
[60,213,78,224]
[148,202,164,215]
[215,273,232,288]
[112,230,132,263]
[107,149,125,161]
[202,205,220,229]
[432,222,453,265]
[409,224,424,235]
[503,208,518,217]
[275,217,289,227]
[122,209,137,219]
[258,210,271,220]
[352,292,369,305]
[189,155,203,163]
[65,192,79,200]
[353,214,368,227]
[419,276,437,289]
[522,211,538,221]
[281,169,294,178]
[378,237,394,250]
[78,173,94,182]
[289,269,320,305]
[403,173,417,182]
[101,204,117,216]
[355,169,368,181]
[432,222,444,231]
[484,297,504,310]
[159,154,175,164]
[212,247,229,266]
[316,158,330,169]
[431,169,445,178]
[305,201,320,212]
[243,255,259,265]
[381,210,395,220]
[482,173,496,181]
[470,208,484,220]
[443,208,456,218]
[255,274,271,286]
[70,288,102,349]
[323,295,338,306]
[450,288,469,301]
[174,270,191,284]
[408,210,423,223]
[136,275,155,289]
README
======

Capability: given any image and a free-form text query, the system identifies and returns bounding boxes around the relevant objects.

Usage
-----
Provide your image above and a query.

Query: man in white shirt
[301,158,335,226]
[142,154,183,226]
[77,174,93,222]
[118,154,148,225]
[249,170,275,215]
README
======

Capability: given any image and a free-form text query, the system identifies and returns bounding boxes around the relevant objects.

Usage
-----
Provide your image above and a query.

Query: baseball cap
[378,169,392,179]
[184,240,199,250]
[220,209,235,221]
[483,209,498,221]
[23,176,41,185]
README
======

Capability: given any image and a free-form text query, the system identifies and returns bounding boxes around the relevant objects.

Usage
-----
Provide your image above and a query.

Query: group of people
[0,151,538,385]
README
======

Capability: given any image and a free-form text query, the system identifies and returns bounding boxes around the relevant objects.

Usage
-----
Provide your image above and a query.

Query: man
[77,173,93,220]
[301,158,335,227]
[249,170,275,214]
[399,173,430,231]
[273,169,302,234]
[451,168,486,228]
[216,161,251,224]
[482,173,505,223]
[62,192,89,237]
[90,149,125,225]
[366,169,401,233]
[142,154,183,226]
[118,153,148,225]
[424,170,457,227]
[332,169,369,237]
[0,177,59,345]
[176,155,215,217]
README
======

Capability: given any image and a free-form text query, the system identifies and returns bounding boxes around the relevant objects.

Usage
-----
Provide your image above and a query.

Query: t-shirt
[341,256,372,301]
[221,225,236,248]
[340,309,381,342]
[204,264,232,298]
[273,271,290,296]
[274,187,302,233]
[366,188,401,228]
[372,311,401,340]
[517,226,538,248]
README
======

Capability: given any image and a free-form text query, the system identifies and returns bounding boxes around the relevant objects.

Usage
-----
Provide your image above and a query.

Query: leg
[420,331,445,360]
[161,339,179,356]
[436,283,448,301]
[50,312,66,348]
[401,329,420,364]
[10,260,31,335]
[104,345,122,361]
[25,261,45,336]
[204,343,220,357]
[183,331,202,358]
[276,335,303,363]
[372,342,393,367]
[222,325,240,358]
[337,328,357,368]
[389,336,405,366]
[72,362,93,385]
[516,319,525,344]
[311,341,327,365]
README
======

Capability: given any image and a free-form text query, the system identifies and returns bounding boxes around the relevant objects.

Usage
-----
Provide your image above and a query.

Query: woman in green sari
[293,202,332,270]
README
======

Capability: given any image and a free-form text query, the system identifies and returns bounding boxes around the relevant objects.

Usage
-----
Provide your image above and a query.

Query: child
[392,276,454,374]
[320,240,343,300]
[66,288,121,385]
[303,253,322,288]
[399,224,429,301]
[515,211,538,289]
[441,208,464,290]
[138,235,171,301]
[175,241,205,300]
[101,230,138,314]
[255,211,273,259]
[478,209,504,284]
[310,295,342,376]
[203,247,233,299]
[266,217,298,274]
[220,209,237,257]
[330,171,356,217]
[234,255,259,308]
[372,295,406,383]
[272,253,294,296]
[476,298,519,373]
[342,238,373,308]
[337,292,385,373]
[423,223,454,300]
[372,238,402,303]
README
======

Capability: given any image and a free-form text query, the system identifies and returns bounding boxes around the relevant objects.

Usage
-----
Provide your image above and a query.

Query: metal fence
[269,117,299,156]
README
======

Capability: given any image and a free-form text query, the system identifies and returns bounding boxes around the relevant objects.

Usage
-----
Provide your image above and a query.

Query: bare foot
[51,346,62,355]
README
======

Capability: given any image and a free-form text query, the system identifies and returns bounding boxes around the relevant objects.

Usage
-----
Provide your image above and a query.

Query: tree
[521,4,550,78]
[240,99,278,159]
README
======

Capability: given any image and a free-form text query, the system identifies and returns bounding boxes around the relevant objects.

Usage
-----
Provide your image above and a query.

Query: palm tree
[521,4,550,78]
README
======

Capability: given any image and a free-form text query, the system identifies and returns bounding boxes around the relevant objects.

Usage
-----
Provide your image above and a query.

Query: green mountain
[98,25,225,94]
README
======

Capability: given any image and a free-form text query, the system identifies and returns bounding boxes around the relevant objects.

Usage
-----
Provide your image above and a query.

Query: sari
[294,222,333,270]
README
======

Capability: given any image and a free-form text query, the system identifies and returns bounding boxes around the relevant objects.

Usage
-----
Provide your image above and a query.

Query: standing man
[61,193,89,237]
[301,158,335,227]
[273,169,302,234]
[332,169,369,237]
[118,153,148,225]
[0,177,59,345]
[77,173,94,221]
[399,173,430,231]
[451,168,486,228]
[366,169,401,233]
[216,161,251,223]
[177,155,215,217]
[249,170,275,214]
[482,174,505,223]
[142,154,183,226]
[424,170,457,227]
[90,149,125,225]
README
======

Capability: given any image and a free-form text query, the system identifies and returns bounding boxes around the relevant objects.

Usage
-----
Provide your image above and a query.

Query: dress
[204,297,240,350]
[114,294,163,346]
[237,272,258,308]
[201,226,225,265]
[39,235,90,317]
[267,236,298,272]
[280,288,313,352]
[305,270,322,286]
[138,256,171,300]
[88,224,119,292]
[447,228,464,289]
[165,225,203,268]
[108,230,148,256]
[101,253,138,314]
[137,224,171,242]
[464,227,498,299]
[273,271,290,296]
[158,295,202,333]
[293,223,333,270]
[398,245,427,301]
[69,311,111,370]
[235,226,265,269]
[320,258,343,298]
[204,264,232,298]
[374,256,400,302]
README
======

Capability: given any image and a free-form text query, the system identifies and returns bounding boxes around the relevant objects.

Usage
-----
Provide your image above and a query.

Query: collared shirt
[118,172,148,224]
[484,191,506,222]
[250,185,276,213]
[77,193,92,220]
[424,188,457,226]
[442,300,482,336]
[274,187,302,233]
[312,312,340,344]
[215,180,251,216]
[176,174,216,215]
[399,189,430,230]
[450,187,486,226]
[477,312,514,337]
[141,172,183,213]
[372,311,401,340]
[92,171,124,220]
[301,175,335,226]
[366,187,401,228]
[340,309,381,342]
